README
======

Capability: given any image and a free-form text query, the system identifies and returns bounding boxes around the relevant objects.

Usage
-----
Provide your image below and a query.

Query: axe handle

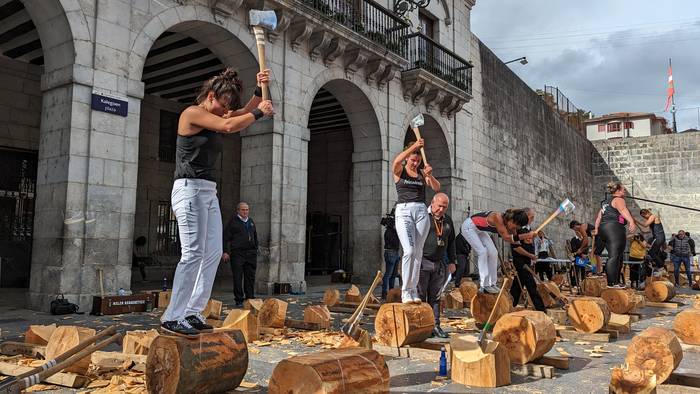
[252,26,269,101]
[411,127,428,166]
[482,277,512,332]
[345,271,383,328]
[534,208,561,234]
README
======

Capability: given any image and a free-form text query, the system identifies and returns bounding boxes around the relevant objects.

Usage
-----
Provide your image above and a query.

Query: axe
[249,9,277,100]
[477,277,512,351]
[341,271,383,341]
[534,199,576,234]
[409,113,428,165]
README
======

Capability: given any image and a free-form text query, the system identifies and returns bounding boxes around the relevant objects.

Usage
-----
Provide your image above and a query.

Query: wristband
[254,86,263,97]
[251,108,264,120]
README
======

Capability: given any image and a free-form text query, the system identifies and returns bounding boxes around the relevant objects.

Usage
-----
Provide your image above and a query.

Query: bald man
[418,193,457,338]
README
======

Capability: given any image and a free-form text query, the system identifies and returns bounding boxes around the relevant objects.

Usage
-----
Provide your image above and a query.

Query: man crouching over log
[418,193,457,338]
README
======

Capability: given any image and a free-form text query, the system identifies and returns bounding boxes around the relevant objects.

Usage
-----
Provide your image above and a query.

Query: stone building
[0,0,593,311]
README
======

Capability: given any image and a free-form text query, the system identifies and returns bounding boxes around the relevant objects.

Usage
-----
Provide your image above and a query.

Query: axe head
[410,113,424,128]
[341,321,361,341]
[558,198,576,215]
[249,9,277,30]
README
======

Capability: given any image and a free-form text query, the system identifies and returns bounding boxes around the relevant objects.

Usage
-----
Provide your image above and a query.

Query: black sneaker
[235,301,244,307]
[185,313,214,332]
[161,320,199,337]
[432,326,449,339]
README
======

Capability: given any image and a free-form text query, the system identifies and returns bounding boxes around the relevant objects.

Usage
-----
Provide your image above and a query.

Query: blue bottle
[439,346,447,376]
[162,275,168,291]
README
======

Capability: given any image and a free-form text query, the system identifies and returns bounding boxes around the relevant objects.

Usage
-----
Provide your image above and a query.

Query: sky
[471,1,700,131]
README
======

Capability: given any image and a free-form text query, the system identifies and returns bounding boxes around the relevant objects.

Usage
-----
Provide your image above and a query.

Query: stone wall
[0,57,41,151]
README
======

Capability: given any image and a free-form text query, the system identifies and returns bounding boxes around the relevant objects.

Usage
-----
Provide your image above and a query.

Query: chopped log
[471,292,513,326]
[24,324,56,346]
[492,310,556,365]
[374,302,434,347]
[206,318,222,328]
[546,308,569,325]
[537,283,556,308]
[610,364,657,394]
[45,326,97,374]
[338,328,372,350]
[567,297,610,333]
[259,298,288,328]
[158,290,172,309]
[673,309,700,345]
[221,309,259,342]
[203,299,223,320]
[323,289,341,307]
[0,341,46,358]
[625,327,682,384]
[601,288,639,314]
[645,280,676,303]
[450,335,511,388]
[91,351,147,371]
[285,319,324,331]
[386,288,401,303]
[582,276,606,297]
[459,280,478,306]
[345,285,362,303]
[444,288,464,309]
[535,355,569,370]
[303,305,332,329]
[607,313,632,334]
[551,274,565,287]
[122,329,159,355]
[268,348,389,393]
[0,361,89,388]
[243,299,263,315]
[146,330,248,394]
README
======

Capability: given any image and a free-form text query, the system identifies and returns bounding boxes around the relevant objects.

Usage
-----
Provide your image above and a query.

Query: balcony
[400,33,473,117]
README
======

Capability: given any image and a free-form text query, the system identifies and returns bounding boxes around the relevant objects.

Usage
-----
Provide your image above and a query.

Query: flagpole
[670,58,678,133]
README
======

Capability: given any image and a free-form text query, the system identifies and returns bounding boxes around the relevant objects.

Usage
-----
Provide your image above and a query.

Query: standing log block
[645,280,676,303]
[567,297,610,333]
[582,276,606,297]
[268,348,389,393]
[450,335,511,388]
[601,288,639,314]
[123,329,159,355]
[146,330,248,394]
[24,324,56,345]
[444,288,464,309]
[374,302,434,347]
[323,289,341,307]
[303,305,332,329]
[345,285,362,303]
[221,309,259,342]
[243,299,263,315]
[607,313,632,334]
[45,326,97,374]
[459,280,478,306]
[386,288,401,303]
[492,311,556,365]
[471,292,513,326]
[673,309,700,345]
[625,327,682,384]
[610,365,657,394]
[537,283,556,308]
[158,290,172,309]
[202,299,223,320]
[259,298,288,328]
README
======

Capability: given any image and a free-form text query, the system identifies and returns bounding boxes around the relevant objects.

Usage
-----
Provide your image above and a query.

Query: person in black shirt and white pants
[223,202,258,307]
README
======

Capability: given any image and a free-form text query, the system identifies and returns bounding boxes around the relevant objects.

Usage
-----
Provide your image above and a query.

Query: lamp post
[504,56,528,65]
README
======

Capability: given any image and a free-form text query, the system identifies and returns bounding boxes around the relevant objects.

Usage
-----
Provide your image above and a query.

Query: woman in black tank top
[161,68,274,337]
[594,182,637,288]
[636,209,666,270]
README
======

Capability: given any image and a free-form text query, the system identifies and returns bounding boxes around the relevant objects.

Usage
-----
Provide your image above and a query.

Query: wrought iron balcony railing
[402,32,472,93]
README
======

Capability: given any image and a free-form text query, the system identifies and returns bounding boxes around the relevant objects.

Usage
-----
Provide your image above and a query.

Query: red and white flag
[664,62,675,112]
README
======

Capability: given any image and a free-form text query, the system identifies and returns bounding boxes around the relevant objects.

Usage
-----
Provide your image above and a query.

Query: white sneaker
[401,290,413,304]
[638,281,646,290]
[606,284,626,289]
[412,291,423,304]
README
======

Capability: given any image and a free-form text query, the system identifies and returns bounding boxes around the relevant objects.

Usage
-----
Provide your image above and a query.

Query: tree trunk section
[123,329,159,355]
[203,299,223,320]
[537,283,556,307]
[444,289,464,309]
[243,299,263,315]
[459,281,478,306]
[323,289,341,307]
[625,327,682,384]
[450,335,510,388]
[268,348,389,394]
[610,365,657,394]
[146,330,248,394]
[673,309,700,345]
[221,309,259,342]
[601,288,639,314]
[345,285,362,303]
[470,292,513,326]
[645,280,676,302]
[45,326,96,374]
[303,305,332,329]
[259,298,288,328]
[374,302,434,347]
[567,297,610,333]
[492,311,556,365]
[582,277,606,297]
[24,324,56,346]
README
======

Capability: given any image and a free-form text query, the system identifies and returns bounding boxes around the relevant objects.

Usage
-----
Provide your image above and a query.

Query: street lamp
[504,56,528,65]
[394,0,431,16]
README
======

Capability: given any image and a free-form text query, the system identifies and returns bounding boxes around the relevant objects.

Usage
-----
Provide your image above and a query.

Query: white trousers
[394,202,430,297]
[161,178,223,322]
[461,218,499,288]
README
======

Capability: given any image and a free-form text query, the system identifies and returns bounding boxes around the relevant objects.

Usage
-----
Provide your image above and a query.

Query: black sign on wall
[91,93,128,117]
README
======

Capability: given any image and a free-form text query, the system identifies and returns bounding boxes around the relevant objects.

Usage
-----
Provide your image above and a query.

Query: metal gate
[0,148,37,288]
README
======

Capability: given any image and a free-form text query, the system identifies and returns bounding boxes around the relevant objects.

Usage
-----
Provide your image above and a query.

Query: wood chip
[574,341,590,346]
[239,381,259,388]
[556,347,572,357]
[593,345,611,353]
[588,353,603,358]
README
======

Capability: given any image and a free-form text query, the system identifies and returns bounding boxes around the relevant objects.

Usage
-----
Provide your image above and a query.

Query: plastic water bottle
[439,346,447,376]
[162,275,168,291]
[118,288,126,296]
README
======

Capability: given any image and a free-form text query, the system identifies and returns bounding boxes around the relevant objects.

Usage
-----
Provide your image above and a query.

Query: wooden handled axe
[409,113,428,165]
[249,9,277,101]
[477,277,511,352]
[341,271,383,341]
[534,199,576,234]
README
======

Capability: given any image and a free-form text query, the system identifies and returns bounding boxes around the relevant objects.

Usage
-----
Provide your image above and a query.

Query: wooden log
[303,305,332,329]
[471,292,513,326]
[0,341,46,358]
[444,288,464,309]
[492,310,556,365]
[537,283,556,308]
[221,309,259,342]
[45,326,97,374]
[374,302,434,347]
[24,324,56,346]
[243,298,263,315]
[567,297,610,333]
[386,288,401,303]
[511,363,554,379]
[459,280,478,306]
[582,276,606,297]
[557,329,610,342]
[259,298,288,328]
[0,361,89,388]
[345,285,362,303]
[625,327,683,384]
[551,274,566,287]
[146,330,248,394]
[607,313,632,334]
[450,335,511,388]
[91,351,147,371]
[673,309,700,345]
[546,308,569,325]
[645,280,676,303]
[285,319,324,331]
[667,368,700,388]
[268,348,389,393]
[601,288,638,315]
[158,290,172,309]
[202,299,223,320]
[536,355,569,370]
[122,329,159,355]
[610,364,657,394]
[323,289,341,307]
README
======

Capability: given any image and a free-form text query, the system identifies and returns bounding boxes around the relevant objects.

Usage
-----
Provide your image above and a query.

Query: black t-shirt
[511,227,534,266]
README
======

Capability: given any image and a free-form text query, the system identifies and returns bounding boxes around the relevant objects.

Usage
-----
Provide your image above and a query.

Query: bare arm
[228,69,269,116]
[180,102,272,135]
[422,164,441,192]
[575,228,589,254]
[594,210,602,234]
[392,140,423,180]
[513,246,537,261]
[613,198,637,233]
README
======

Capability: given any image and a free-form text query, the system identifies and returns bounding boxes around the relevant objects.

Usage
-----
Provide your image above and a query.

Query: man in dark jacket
[669,230,693,287]
[418,193,456,338]
[223,202,258,306]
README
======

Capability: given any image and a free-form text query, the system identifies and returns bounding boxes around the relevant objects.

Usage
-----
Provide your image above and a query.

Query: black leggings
[649,233,666,269]
[600,221,627,286]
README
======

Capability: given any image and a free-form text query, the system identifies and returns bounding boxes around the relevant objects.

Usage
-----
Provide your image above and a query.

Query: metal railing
[300,0,410,54]
[401,33,472,93]
[541,86,586,133]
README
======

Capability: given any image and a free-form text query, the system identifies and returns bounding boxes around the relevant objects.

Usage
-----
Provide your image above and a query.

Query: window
[155,201,180,256]
[159,110,179,162]
[597,124,606,132]
[419,11,436,40]
[624,121,634,129]
[607,122,621,132]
